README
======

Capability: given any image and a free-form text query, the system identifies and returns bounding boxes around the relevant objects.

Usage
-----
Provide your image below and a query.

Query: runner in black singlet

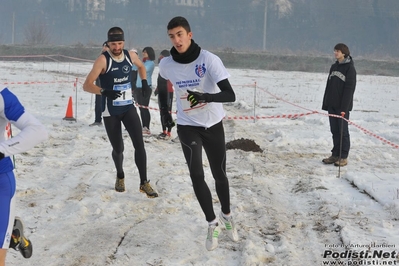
[83,27,158,198]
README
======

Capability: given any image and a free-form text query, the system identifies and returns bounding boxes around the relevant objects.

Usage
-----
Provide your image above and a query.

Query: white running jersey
[0,88,48,173]
[159,49,230,128]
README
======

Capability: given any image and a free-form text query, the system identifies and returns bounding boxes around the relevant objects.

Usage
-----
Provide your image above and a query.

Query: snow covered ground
[2,60,399,266]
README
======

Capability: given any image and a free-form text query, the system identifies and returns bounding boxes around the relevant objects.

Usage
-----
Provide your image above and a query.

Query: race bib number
[178,89,209,115]
[112,83,133,106]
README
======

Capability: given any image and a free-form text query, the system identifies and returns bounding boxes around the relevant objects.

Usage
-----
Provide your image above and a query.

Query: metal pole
[337,115,344,178]
[75,78,78,122]
[263,0,268,51]
[253,82,257,123]
[12,12,15,44]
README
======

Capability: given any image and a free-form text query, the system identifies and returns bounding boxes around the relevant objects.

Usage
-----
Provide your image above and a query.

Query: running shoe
[142,127,151,136]
[157,132,171,140]
[115,178,125,192]
[205,223,221,251]
[139,180,158,198]
[9,217,33,259]
[219,213,239,242]
[89,121,102,127]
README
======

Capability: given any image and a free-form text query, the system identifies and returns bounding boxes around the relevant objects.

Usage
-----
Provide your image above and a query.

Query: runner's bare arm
[83,55,106,95]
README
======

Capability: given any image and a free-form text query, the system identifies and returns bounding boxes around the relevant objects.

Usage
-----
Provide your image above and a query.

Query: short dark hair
[167,16,191,33]
[334,43,350,58]
[160,50,170,57]
[143,47,155,61]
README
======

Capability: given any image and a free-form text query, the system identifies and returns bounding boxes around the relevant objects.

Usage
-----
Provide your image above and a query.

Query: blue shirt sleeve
[1,88,25,121]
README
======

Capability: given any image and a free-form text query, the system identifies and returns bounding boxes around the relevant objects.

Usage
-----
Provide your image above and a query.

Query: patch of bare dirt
[226,138,263,153]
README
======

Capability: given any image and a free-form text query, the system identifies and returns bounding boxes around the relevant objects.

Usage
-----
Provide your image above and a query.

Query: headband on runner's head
[107,33,124,42]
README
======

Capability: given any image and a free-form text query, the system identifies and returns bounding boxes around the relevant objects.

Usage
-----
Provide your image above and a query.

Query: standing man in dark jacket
[322,43,356,167]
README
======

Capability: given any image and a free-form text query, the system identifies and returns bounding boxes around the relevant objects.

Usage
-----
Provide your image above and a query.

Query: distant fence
[1,46,398,76]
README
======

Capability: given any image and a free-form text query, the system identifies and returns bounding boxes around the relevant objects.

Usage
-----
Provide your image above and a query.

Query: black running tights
[103,107,147,184]
[177,121,231,222]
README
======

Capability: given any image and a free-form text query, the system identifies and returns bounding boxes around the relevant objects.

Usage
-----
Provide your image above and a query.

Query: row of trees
[1,0,399,57]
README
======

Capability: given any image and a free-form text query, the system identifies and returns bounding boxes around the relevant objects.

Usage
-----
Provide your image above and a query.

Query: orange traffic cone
[63,96,76,121]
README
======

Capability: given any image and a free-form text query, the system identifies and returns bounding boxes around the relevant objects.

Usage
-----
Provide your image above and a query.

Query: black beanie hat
[334,43,350,58]
[107,27,124,42]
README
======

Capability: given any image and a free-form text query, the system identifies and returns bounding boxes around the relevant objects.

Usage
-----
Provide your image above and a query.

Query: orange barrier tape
[225,111,318,120]
[1,80,71,85]
[231,83,257,87]
[136,102,317,120]
[257,86,399,149]
[6,75,397,149]
[353,126,399,149]
[135,103,174,113]
[325,113,399,149]
[0,54,94,63]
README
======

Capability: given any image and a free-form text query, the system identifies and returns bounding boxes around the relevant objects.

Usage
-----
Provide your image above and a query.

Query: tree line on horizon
[1,0,398,58]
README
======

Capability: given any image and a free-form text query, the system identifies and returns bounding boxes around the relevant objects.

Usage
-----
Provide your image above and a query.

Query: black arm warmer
[158,75,169,112]
[206,78,236,103]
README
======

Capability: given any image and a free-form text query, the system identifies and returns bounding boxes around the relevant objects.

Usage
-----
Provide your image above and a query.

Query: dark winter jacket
[322,56,356,113]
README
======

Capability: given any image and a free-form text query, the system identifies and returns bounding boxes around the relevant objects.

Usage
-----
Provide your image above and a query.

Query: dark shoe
[139,180,158,198]
[157,132,167,139]
[89,121,102,126]
[9,217,33,259]
[115,178,125,192]
[334,158,348,167]
[322,156,339,164]
[157,132,171,140]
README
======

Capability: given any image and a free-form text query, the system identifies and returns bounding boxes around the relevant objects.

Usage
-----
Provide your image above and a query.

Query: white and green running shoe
[205,223,221,251]
[219,213,239,242]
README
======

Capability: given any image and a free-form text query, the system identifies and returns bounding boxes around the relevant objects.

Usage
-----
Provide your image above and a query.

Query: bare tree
[24,18,50,45]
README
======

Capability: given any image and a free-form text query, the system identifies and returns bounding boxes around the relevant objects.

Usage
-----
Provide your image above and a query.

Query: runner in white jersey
[0,87,48,265]
[158,16,239,251]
